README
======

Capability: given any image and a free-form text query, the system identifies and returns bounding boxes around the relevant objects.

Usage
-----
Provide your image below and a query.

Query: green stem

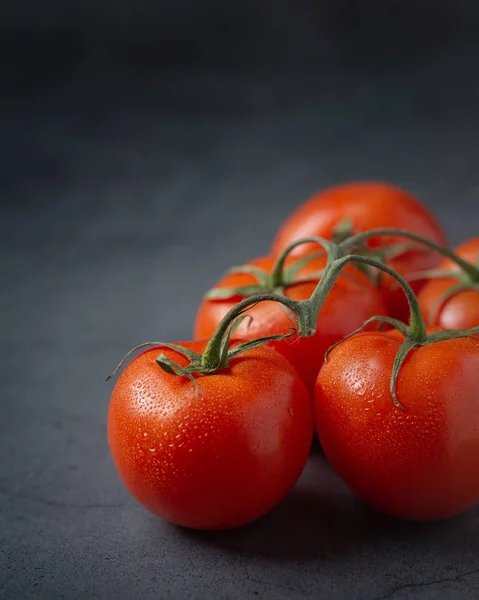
[308,254,427,342]
[269,236,333,287]
[200,293,303,370]
[339,228,479,282]
[203,236,338,365]
[107,236,438,389]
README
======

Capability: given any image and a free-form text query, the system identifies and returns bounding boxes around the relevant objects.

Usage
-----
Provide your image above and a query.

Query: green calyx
[105,297,298,395]
[322,314,417,410]
[204,251,326,301]
[323,313,479,411]
[390,325,479,410]
[153,311,296,396]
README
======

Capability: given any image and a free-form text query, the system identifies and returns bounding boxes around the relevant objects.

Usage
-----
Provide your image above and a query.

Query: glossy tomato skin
[315,332,479,521]
[194,255,386,392]
[270,181,447,321]
[108,341,313,530]
[418,238,479,330]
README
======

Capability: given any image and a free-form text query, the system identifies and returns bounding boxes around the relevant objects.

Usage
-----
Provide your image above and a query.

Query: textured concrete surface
[2,40,479,599]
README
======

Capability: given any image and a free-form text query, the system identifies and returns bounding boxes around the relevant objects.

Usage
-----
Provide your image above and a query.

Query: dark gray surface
[2,41,479,599]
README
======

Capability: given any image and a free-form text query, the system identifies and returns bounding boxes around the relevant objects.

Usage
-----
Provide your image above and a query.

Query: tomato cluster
[107,181,479,529]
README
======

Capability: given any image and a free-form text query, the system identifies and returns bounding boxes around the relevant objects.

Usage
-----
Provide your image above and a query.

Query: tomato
[194,254,386,391]
[271,181,447,321]
[418,238,479,330]
[108,341,313,530]
[315,331,479,521]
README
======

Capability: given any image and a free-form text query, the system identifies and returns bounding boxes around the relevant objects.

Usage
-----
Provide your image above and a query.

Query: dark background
[2,2,479,599]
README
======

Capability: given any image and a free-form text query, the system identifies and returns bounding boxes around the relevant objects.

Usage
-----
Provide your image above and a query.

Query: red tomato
[418,238,479,330]
[108,341,313,530]
[194,254,386,392]
[315,331,479,521]
[271,181,447,321]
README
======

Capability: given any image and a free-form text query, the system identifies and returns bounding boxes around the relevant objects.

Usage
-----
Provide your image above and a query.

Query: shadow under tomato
[181,453,449,562]
[310,434,324,455]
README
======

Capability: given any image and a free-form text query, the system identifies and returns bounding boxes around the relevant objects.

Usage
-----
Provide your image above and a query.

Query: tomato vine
[108,228,479,410]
